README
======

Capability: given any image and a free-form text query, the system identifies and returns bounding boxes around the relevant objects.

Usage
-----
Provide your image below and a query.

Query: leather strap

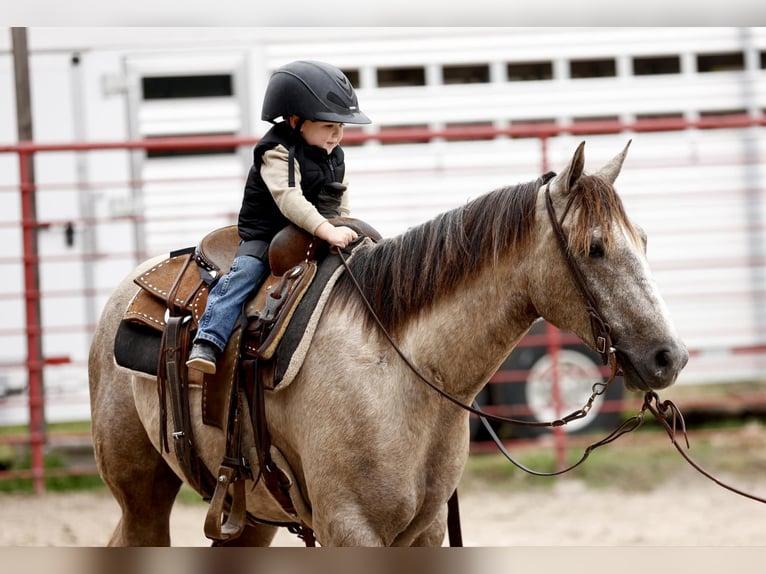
[244,357,305,520]
[336,247,618,430]
[166,254,197,316]
[204,380,249,541]
[544,184,614,363]
[159,315,203,491]
[155,310,313,544]
[642,392,766,505]
[446,489,463,547]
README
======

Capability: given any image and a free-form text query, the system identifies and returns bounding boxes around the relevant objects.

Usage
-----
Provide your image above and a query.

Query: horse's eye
[588,240,605,259]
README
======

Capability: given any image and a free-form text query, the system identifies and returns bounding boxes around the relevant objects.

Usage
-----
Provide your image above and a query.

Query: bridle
[335,177,766,498]
[544,183,615,365]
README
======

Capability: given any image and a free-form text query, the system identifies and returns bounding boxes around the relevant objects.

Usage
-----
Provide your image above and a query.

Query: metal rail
[0,115,764,490]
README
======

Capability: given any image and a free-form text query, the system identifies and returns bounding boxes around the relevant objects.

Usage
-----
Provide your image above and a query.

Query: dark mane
[331,178,541,336]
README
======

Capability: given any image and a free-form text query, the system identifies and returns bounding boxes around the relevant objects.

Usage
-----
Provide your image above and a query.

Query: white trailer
[0,27,764,432]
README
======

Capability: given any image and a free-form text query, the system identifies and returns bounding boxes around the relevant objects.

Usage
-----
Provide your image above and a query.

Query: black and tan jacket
[237,121,350,243]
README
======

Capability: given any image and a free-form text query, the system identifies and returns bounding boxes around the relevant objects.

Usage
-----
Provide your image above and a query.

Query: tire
[493,343,624,439]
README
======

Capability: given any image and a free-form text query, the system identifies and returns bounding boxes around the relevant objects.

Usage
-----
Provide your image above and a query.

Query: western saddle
[121,218,380,545]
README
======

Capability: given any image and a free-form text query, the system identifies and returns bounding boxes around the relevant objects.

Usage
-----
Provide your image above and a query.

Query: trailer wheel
[496,346,624,438]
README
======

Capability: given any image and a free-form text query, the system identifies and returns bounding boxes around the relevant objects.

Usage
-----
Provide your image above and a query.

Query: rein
[334,178,766,506]
[337,242,617,430]
[333,182,620,432]
[641,392,766,504]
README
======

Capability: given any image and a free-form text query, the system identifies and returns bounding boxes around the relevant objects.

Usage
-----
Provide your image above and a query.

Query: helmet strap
[287,145,297,188]
[286,117,305,188]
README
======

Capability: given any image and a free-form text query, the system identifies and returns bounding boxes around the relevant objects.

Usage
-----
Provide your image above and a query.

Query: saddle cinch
[116,217,380,545]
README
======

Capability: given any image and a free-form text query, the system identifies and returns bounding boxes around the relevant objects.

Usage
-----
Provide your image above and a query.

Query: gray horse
[88,142,687,546]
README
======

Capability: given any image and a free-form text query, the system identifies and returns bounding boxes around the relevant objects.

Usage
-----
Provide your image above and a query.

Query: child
[186,60,371,374]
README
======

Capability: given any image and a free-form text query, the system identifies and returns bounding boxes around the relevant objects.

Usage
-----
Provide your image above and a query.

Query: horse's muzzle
[618,340,689,391]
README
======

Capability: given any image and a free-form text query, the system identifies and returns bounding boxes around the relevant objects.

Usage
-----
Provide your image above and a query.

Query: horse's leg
[89,262,191,546]
[91,360,182,546]
[104,459,182,547]
[211,524,278,547]
[93,385,182,546]
[407,509,448,547]
[313,507,447,547]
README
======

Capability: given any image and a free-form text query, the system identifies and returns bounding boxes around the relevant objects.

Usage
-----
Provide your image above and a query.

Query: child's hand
[315,221,359,248]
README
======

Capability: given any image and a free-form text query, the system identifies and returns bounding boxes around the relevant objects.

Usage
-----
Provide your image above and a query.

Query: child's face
[299,120,344,154]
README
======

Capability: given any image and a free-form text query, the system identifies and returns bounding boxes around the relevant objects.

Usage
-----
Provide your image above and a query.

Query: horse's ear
[549,141,586,195]
[595,140,632,184]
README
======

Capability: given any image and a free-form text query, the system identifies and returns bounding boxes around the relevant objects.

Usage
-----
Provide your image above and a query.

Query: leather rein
[335,181,766,504]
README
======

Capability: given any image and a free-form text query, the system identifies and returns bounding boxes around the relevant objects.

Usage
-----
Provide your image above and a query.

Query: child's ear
[287,115,298,129]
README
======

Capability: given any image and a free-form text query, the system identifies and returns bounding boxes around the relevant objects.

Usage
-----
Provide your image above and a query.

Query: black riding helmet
[261,60,371,125]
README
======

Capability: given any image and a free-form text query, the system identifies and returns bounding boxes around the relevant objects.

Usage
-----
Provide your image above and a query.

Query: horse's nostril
[655,349,671,369]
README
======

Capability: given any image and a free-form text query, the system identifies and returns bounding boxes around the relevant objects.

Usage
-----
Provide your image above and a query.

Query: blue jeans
[194,254,267,352]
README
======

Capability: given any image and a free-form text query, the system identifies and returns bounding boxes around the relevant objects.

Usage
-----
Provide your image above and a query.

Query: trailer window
[570,58,616,79]
[341,68,361,89]
[697,52,745,73]
[443,64,490,84]
[142,74,234,99]
[377,66,426,87]
[633,55,681,76]
[507,61,553,82]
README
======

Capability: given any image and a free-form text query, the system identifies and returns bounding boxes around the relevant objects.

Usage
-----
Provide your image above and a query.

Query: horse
[88,141,688,546]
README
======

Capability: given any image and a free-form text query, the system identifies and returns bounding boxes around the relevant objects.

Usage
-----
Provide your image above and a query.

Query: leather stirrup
[204,464,247,542]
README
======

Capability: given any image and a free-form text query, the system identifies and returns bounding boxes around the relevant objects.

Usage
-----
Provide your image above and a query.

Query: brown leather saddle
[122,217,380,423]
[117,218,380,544]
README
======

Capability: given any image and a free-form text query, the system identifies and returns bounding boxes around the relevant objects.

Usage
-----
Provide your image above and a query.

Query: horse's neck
[401,258,536,400]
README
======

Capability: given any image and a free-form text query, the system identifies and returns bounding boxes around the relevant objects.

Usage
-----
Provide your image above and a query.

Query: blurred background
[0,27,764,490]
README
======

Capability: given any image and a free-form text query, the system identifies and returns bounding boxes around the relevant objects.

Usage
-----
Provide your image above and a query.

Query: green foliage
[0,420,100,492]
[0,444,14,470]
[0,420,92,436]
[176,484,206,505]
[0,450,104,493]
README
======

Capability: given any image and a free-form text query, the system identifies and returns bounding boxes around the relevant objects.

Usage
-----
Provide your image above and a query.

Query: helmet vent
[326,91,353,112]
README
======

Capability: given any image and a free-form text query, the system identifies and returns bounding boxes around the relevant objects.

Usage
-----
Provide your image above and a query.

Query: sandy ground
[2,472,765,547]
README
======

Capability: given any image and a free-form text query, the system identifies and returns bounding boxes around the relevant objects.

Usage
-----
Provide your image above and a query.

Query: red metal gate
[1,116,765,492]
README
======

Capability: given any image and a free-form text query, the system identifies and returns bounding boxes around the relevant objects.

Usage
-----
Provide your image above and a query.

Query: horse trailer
[0,27,764,439]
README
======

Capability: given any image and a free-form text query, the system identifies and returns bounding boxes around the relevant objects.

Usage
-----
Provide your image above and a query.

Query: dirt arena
[2,471,765,547]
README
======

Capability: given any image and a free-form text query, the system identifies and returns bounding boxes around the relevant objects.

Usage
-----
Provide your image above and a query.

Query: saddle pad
[114,319,163,376]
[261,236,372,391]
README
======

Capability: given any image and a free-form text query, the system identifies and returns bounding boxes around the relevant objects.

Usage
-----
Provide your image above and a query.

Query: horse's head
[527,141,687,391]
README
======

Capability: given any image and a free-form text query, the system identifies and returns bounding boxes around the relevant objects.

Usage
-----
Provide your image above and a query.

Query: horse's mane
[331,177,540,336]
[331,173,638,337]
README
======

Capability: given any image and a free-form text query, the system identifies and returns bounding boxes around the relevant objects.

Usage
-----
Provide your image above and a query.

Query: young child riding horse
[186,60,371,374]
